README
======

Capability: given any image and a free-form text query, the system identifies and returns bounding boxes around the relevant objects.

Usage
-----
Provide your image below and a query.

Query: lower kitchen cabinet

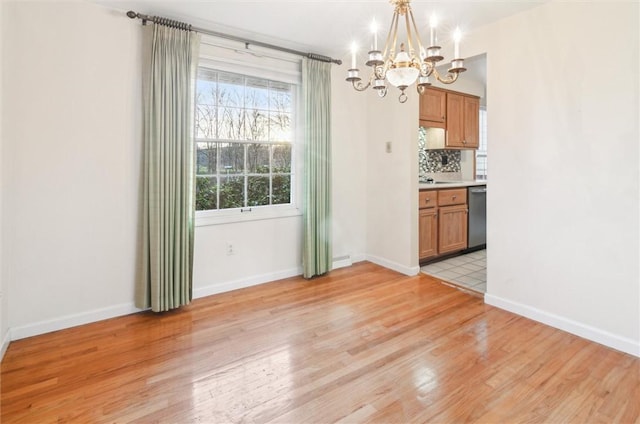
[419,208,438,260]
[419,188,469,261]
[438,204,468,254]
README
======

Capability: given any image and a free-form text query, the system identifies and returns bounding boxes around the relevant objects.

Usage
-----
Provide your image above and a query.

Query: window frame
[194,55,302,227]
[475,106,487,181]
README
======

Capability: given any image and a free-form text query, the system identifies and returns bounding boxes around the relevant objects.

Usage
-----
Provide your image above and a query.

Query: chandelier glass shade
[346,0,466,103]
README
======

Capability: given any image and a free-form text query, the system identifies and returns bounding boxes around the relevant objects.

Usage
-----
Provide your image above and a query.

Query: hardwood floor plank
[2,262,638,423]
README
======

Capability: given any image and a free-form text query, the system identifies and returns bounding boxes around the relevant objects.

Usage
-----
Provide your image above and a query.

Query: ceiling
[94,1,546,60]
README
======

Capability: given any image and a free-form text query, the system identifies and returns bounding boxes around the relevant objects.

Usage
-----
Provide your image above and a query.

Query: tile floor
[421,249,487,293]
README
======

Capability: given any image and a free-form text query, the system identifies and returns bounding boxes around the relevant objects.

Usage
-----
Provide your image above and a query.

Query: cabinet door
[445,93,465,148]
[438,204,468,254]
[463,96,480,148]
[419,208,438,260]
[420,89,446,123]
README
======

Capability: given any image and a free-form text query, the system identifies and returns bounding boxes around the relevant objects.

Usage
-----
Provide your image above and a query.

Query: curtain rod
[126,11,342,65]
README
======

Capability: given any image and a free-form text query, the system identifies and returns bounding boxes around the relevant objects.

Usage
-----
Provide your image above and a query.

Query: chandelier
[346,0,466,103]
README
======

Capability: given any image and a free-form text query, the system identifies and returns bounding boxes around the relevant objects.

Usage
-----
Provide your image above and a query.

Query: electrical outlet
[226,242,235,255]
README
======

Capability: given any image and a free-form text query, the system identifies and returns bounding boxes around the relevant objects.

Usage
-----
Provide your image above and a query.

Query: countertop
[418,180,487,190]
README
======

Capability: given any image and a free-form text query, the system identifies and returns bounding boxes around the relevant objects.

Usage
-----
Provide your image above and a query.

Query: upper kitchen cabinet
[447,93,479,148]
[419,87,480,149]
[419,88,446,127]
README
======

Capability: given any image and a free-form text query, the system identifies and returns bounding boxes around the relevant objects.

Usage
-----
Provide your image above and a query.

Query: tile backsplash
[418,127,461,177]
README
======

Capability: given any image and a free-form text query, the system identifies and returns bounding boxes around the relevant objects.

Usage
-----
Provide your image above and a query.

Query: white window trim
[194,44,303,227]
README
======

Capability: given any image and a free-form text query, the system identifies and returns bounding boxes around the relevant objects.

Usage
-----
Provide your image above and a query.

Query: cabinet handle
[452,195,457,200]
[462,140,467,144]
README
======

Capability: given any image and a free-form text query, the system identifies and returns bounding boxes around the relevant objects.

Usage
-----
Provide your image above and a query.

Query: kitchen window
[194,67,299,223]
[475,107,487,180]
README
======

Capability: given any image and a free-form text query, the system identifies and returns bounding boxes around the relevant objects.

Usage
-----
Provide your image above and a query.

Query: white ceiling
[94,0,546,60]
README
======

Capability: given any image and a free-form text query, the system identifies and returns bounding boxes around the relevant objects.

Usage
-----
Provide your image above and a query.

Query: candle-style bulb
[429,13,438,46]
[350,42,358,69]
[453,27,462,58]
[371,19,378,51]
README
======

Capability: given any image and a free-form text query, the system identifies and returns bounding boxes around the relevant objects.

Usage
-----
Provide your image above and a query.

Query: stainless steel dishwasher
[467,186,487,249]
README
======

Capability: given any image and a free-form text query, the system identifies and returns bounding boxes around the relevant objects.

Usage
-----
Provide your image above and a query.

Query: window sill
[195,205,302,227]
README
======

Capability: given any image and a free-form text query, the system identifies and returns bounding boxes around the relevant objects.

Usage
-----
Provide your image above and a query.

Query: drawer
[438,188,467,206]
[419,190,438,209]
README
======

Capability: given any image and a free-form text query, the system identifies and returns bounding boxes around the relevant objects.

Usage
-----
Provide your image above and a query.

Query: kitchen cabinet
[419,87,479,149]
[437,188,468,254]
[419,188,468,261]
[438,204,468,254]
[419,191,438,260]
[419,88,446,127]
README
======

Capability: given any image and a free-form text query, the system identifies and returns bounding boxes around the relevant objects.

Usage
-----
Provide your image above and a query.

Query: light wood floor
[2,262,639,423]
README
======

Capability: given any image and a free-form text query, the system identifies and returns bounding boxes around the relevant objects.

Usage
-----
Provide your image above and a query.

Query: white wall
[3,1,143,337]
[331,64,368,265]
[1,1,370,340]
[0,0,8,359]
[365,88,420,275]
[471,2,639,355]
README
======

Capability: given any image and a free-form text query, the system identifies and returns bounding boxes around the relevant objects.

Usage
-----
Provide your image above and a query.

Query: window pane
[219,176,244,209]
[218,72,244,108]
[269,112,291,142]
[218,106,245,140]
[196,142,217,175]
[195,105,217,139]
[245,109,268,141]
[195,176,217,211]
[247,176,270,206]
[272,175,291,205]
[219,143,244,174]
[196,78,217,106]
[247,143,270,173]
[272,144,291,173]
[269,82,291,112]
[245,77,269,109]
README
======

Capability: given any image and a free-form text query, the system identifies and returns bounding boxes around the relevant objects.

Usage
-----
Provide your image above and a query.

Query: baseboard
[350,253,367,264]
[485,293,640,358]
[365,254,420,276]
[193,266,303,299]
[10,302,143,341]
[5,257,387,344]
[0,328,11,362]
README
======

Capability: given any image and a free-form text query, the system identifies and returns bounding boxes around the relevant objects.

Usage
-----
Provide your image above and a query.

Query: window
[475,107,487,180]
[194,69,295,213]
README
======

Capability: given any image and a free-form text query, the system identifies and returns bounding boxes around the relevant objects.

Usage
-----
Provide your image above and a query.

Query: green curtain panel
[136,24,200,312]
[302,58,332,279]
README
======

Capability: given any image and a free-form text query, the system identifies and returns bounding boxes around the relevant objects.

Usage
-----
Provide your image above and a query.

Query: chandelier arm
[405,9,415,56]
[382,11,398,59]
[352,78,373,92]
[390,12,400,59]
[423,61,434,77]
[408,7,426,55]
[434,69,460,84]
